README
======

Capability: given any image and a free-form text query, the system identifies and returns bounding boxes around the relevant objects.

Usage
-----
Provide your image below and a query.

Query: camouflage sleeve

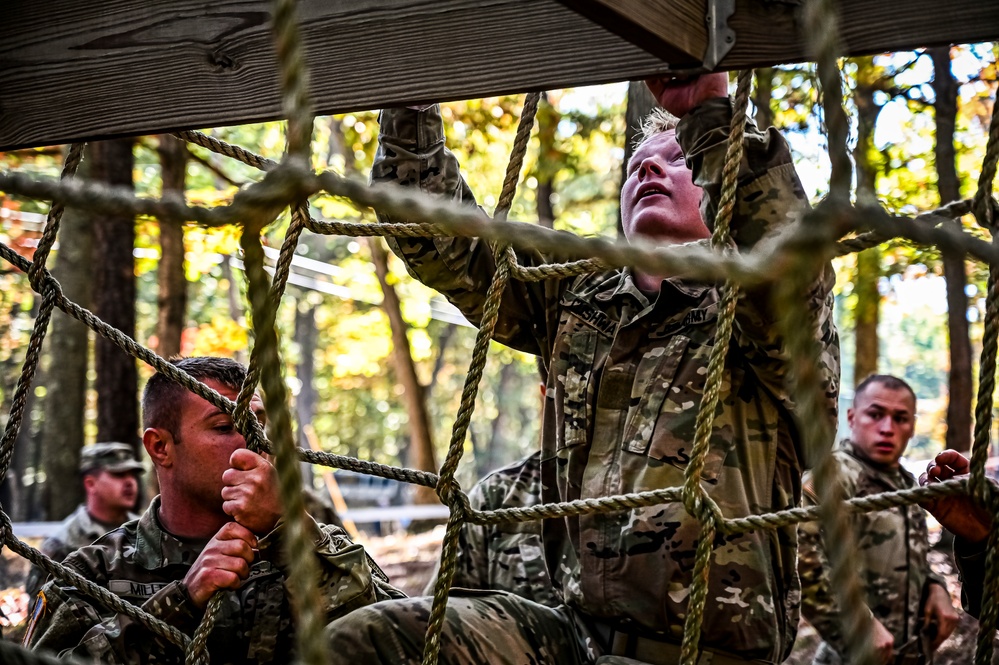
[423,475,493,595]
[675,98,840,419]
[27,573,199,663]
[953,536,985,618]
[25,538,75,600]
[797,471,868,650]
[256,516,405,620]
[373,106,570,357]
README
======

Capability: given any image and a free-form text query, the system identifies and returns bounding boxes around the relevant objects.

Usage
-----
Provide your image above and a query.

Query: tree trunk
[931,46,972,453]
[155,135,188,360]
[39,147,94,520]
[295,299,318,486]
[9,297,42,521]
[851,58,884,386]
[91,139,140,448]
[426,323,456,395]
[483,361,517,476]
[536,93,558,228]
[619,81,658,236]
[368,238,438,504]
[753,68,775,129]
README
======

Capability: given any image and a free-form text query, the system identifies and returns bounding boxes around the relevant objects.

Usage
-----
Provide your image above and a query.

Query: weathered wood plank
[720,0,999,70]
[562,0,999,70]
[550,0,707,66]
[2,0,998,151]
[0,0,675,150]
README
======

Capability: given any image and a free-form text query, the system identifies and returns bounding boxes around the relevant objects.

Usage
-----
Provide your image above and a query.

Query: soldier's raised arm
[373,104,574,357]
[666,83,839,419]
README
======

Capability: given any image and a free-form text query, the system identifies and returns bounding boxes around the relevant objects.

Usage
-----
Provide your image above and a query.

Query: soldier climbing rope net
[1,0,999,664]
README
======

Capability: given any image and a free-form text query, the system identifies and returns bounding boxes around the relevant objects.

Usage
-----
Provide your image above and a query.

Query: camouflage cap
[79,442,145,475]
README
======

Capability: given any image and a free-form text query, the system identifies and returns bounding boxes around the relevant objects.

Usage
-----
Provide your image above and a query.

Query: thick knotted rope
[2,0,999,661]
[422,91,541,665]
[679,69,752,665]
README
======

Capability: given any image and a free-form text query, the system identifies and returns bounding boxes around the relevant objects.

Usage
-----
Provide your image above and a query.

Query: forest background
[0,44,998,523]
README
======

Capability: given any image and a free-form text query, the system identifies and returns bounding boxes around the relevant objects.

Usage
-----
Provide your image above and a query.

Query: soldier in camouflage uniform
[25,442,145,600]
[423,451,557,607]
[799,375,957,665]
[25,357,402,664]
[326,73,840,664]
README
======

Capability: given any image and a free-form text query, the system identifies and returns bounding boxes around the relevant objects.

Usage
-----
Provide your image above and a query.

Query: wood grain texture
[0,0,672,150]
[2,0,998,150]
[552,0,706,63]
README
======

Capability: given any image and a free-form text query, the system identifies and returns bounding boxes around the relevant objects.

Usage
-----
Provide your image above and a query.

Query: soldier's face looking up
[169,379,266,513]
[620,130,710,247]
[847,383,916,469]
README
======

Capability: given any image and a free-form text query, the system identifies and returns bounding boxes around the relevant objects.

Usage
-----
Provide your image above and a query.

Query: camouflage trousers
[325,589,594,664]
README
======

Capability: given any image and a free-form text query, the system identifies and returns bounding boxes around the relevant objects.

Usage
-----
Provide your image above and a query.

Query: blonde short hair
[636,107,680,147]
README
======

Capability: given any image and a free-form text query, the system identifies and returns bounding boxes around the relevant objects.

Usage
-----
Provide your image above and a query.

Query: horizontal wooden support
[2,0,998,151]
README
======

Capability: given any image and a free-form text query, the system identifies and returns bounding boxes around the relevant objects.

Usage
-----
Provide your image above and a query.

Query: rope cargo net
[1,1,998,664]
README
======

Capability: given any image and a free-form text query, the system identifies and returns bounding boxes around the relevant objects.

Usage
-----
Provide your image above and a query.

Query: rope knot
[0,507,11,556]
[973,193,999,232]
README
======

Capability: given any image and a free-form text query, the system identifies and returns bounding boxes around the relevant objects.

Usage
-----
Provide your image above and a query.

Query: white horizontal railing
[11,504,452,539]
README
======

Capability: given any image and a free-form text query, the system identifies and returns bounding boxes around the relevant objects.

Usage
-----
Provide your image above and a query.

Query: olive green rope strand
[804,0,876,658]
[679,69,751,665]
[186,594,225,665]
[422,92,539,665]
[0,143,86,483]
[241,224,330,665]
[970,81,999,665]
[232,202,309,450]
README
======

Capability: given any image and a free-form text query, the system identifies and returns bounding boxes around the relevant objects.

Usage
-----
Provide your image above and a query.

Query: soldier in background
[799,374,958,665]
[423,366,555,607]
[24,442,144,599]
[326,72,840,664]
[423,450,554,607]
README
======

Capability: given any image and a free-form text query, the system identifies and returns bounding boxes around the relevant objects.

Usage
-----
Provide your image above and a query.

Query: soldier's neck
[634,270,664,294]
[86,497,129,528]
[156,488,229,540]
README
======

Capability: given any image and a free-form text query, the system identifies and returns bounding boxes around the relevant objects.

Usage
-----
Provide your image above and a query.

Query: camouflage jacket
[25,496,402,665]
[799,444,946,661]
[374,97,840,661]
[424,452,558,607]
[25,504,136,599]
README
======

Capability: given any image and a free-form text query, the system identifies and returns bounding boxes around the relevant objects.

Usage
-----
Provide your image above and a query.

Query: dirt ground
[0,530,992,663]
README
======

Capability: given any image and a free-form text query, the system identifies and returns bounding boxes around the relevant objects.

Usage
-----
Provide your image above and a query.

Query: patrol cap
[79,442,145,475]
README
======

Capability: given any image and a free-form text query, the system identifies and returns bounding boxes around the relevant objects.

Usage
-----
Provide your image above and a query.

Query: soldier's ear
[142,427,174,468]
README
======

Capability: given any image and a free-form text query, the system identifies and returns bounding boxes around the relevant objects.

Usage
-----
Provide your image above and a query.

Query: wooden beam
[560,0,999,71]
[721,0,999,70]
[550,0,706,67]
[2,0,999,151]
[0,0,675,151]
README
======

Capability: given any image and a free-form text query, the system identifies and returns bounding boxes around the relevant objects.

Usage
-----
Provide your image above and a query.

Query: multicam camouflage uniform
[24,504,137,600]
[326,97,840,664]
[25,496,403,664]
[799,443,946,664]
[423,452,558,607]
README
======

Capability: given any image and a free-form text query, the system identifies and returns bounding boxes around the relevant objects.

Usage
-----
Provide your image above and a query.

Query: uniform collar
[840,439,914,488]
[595,267,711,307]
[133,496,210,570]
